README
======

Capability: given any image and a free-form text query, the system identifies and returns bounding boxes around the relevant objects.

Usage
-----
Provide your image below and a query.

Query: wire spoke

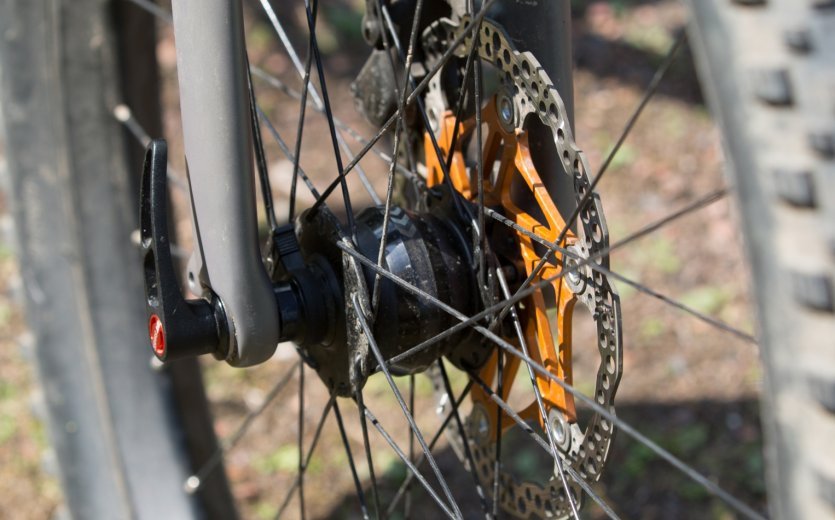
[470,333,764,520]
[297,363,306,519]
[245,50,279,231]
[335,191,765,519]
[467,372,621,520]
[260,0,380,209]
[483,188,730,339]
[354,377,382,519]
[119,2,761,518]
[257,106,322,202]
[363,405,459,519]
[555,31,686,248]
[488,251,554,331]
[492,32,687,327]
[332,399,372,520]
[491,348,503,518]
[308,0,498,216]
[466,0,488,293]
[256,0,323,108]
[302,0,357,236]
[274,395,334,519]
[385,381,474,517]
[376,2,474,223]
[483,205,756,343]
[405,373,416,519]
[339,188,728,374]
[112,104,188,193]
[436,360,491,516]
[286,0,316,221]
[381,4,477,187]
[603,267,756,342]
[371,0,426,314]
[184,361,301,492]
[353,295,464,519]
[124,0,172,23]
[258,0,380,220]
[251,67,420,185]
[494,267,580,519]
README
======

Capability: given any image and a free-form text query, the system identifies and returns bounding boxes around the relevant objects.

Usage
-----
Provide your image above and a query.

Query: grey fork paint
[172,0,279,366]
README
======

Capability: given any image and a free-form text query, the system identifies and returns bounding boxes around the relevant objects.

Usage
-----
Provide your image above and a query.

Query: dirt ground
[0,1,767,519]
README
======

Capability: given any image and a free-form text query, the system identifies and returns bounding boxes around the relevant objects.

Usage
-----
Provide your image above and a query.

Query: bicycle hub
[140,139,489,393]
[286,187,490,396]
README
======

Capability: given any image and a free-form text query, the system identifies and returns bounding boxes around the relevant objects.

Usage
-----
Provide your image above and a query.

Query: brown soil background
[0,1,767,519]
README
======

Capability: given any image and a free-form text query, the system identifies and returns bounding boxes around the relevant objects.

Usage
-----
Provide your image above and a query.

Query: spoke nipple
[184,475,200,494]
[436,393,450,414]
[113,104,131,122]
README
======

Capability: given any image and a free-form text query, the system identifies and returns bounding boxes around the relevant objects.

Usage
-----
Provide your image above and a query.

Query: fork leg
[172,0,280,366]
[488,0,577,237]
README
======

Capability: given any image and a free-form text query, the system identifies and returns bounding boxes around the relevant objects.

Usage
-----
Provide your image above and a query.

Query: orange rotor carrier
[425,95,580,440]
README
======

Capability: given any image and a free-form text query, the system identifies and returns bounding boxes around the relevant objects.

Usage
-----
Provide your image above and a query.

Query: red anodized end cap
[148,314,166,358]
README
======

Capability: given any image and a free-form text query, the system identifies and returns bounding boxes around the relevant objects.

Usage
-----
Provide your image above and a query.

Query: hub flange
[294,188,490,396]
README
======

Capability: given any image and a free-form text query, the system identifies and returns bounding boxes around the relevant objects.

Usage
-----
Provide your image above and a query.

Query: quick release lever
[139,139,227,361]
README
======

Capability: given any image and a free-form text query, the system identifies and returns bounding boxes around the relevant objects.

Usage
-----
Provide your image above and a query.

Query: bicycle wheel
[688,2,835,518]
[1,1,833,519]
[0,1,234,517]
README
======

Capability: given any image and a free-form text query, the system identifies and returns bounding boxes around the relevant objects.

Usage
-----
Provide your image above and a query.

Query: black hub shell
[353,204,477,374]
[296,190,489,395]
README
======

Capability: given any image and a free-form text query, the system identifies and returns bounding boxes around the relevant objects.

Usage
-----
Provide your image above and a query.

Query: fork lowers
[293,188,490,396]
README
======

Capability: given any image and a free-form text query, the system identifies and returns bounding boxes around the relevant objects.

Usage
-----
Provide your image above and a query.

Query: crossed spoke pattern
[119,0,763,518]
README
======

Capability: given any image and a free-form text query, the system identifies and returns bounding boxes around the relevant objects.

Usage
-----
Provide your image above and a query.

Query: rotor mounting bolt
[498,93,515,129]
[477,416,489,440]
[564,246,588,294]
[566,258,581,285]
[552,417,567,444]
[428,107,439,131]
[549,412,572,452]
[470,404,491,444]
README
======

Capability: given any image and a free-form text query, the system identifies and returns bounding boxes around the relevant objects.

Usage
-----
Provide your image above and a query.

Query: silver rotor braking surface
[421,15,623,519]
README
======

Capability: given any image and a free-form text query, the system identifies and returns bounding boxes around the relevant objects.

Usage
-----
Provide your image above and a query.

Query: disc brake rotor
[421,16,623,518]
